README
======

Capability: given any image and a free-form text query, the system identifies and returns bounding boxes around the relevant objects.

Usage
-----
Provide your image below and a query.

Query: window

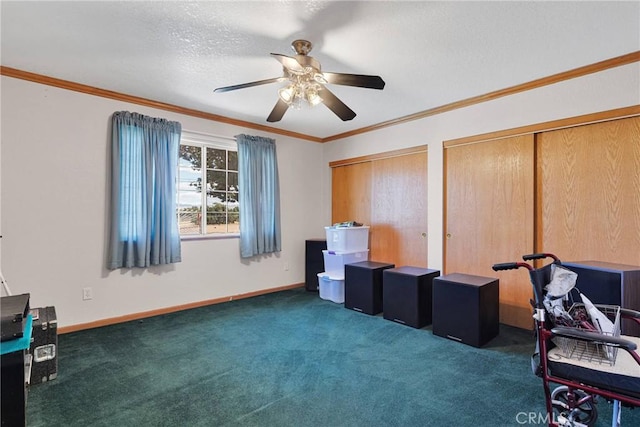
[177,131,239,236]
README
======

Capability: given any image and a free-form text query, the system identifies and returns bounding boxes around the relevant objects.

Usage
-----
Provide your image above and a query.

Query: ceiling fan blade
[322,72,385,90]
[266,99,289,123]
[214,77,286,93]
[270,53,305,73]
[318,88,356,121]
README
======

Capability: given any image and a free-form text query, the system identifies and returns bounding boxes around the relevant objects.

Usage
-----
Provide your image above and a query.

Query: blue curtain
[108,111,182,269]
[236,134,282,258]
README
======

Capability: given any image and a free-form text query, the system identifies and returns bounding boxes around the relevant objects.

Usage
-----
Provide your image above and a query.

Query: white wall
[322,62,640,272]
[0,77,325,327]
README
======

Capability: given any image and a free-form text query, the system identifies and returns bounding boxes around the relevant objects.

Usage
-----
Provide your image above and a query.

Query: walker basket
[553,303,621,366]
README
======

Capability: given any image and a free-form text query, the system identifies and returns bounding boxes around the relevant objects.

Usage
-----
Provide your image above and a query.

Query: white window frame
[178,130,239,240]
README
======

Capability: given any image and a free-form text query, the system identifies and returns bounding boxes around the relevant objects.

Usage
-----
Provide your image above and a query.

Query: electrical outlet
[284,262,289,271]
[82,287,93,301]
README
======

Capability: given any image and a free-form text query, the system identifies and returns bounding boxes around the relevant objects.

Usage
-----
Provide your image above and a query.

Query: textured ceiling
[1,1,639,139]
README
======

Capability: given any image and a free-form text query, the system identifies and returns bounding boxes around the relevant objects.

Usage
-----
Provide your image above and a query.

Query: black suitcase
[29,306,58,384]
[1,293,30,342]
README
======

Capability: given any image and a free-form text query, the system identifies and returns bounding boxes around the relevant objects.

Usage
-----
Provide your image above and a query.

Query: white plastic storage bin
[324,226,370,252]
[322,250,369,276]
[317,272,345,303]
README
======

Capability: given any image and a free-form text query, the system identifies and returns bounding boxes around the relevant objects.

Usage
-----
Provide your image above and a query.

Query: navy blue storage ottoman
[345,261,394,315]
[383,267,440,328]
[432,273,499,347]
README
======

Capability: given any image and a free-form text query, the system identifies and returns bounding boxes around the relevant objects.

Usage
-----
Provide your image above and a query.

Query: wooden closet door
[371,152,428,267]
[445,135,535,329]
[537,116,640,265]
[331,162,372,227]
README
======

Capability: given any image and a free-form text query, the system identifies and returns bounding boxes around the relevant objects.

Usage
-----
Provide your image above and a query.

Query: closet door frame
[443,135,535,329]
[536,116,640,266]
[330,145,428,267]
[443,105,640,330]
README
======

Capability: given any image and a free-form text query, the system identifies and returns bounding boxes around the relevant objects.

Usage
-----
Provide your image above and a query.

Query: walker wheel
[551,386,598,426]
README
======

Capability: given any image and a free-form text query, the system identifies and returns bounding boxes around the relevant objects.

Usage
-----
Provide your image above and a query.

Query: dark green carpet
[27,288,638,426]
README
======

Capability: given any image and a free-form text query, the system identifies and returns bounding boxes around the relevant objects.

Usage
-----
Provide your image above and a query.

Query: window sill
[180,233,240,241]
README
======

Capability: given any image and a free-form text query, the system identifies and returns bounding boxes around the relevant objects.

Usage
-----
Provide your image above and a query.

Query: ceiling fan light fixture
[291,95,305,110]
[278,85,296,104]
[279,77,324,109]
[306,84,322,106]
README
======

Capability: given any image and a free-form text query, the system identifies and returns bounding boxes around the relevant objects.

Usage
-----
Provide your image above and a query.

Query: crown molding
[323,51,640,142]
[0,66,323,143]
[2,50,638,143]
[444,105,640,148]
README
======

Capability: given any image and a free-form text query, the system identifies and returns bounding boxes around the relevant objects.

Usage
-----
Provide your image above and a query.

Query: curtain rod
[182,129,236,142]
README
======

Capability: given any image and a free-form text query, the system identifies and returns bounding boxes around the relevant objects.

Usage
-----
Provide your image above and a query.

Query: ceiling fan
[213,39,385,123]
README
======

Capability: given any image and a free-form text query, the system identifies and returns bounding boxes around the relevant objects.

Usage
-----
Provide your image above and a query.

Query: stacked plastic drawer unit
[317,225,370,303]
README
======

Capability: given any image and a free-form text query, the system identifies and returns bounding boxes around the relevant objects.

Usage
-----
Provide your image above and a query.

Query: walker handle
[522,253,560,263]
[492,262,533,271]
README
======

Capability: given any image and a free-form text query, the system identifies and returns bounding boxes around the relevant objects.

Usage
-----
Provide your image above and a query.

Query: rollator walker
[493,253,640,427]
